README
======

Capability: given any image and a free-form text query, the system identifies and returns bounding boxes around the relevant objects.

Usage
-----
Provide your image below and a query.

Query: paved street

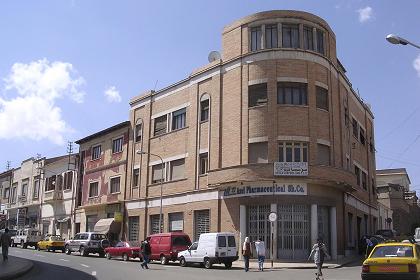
[9,247,363,280]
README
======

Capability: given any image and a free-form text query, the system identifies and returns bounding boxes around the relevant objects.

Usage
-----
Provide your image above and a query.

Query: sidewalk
[0,256,33,280]
[232,256,361,270]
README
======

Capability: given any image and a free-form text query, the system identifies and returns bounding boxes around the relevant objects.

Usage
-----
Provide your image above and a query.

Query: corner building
[125,10,377,260]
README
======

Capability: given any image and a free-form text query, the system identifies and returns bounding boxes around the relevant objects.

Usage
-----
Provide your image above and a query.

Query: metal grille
[247,205,271,258]
[277,205,310,259]
[194,210,210,241]
[128,216,139,241]
[150,215,163,234]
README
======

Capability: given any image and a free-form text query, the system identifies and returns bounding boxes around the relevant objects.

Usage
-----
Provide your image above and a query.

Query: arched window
[200,94,210,122]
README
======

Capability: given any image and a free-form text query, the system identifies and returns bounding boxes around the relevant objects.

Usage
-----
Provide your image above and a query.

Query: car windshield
[91,234,106,240]
[370,246,414,258]
[172,236,190,246]
[50,236,63,241]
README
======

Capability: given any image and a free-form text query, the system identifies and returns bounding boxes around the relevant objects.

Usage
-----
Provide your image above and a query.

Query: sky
[0,1,419,190]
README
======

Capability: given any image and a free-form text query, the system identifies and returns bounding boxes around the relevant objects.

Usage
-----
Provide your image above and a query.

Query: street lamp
[136,150,164,233]
[386,34,420,49]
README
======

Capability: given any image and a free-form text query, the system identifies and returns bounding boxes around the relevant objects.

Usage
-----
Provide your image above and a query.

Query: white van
[12,228,42,249]
[177,232,238,269]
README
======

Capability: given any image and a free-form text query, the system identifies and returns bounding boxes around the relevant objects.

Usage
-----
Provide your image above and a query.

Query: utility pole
[67,141,76,171]
[6,161,11,171]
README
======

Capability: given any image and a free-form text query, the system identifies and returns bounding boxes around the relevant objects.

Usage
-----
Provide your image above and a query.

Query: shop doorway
[277,204,310,259]
[247,205,271,258]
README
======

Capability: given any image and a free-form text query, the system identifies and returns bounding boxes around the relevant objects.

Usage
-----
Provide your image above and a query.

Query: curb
[232,258,362,270]
[0,260,33,280]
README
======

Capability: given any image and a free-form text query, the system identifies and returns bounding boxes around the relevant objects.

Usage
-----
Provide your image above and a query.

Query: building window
[63,171,73,190]
[133,168,139,187]
[33,178,40,198]
[279,142,308,162]
[21,179,28,197]
[354,165,361,186]
[89,182,99,197]
[169,212,184,232]
[135,123,142,142]
[265,24,278,49]
[154,115,167,136]
[250,26,262,51]
[348,212,353,245]
[170,158,185,181]
[362,171,367,190]
[112,137,123,153]
[316,86,329,111]
[248,83,267,107]
[45,176,56,192]
[172,108,186,130]
[3,188,9,199]
[316,29,325,54]
[200,99,209,122]
[128,216,139,241]
[248,142,268,164]
[11,185,17,203]
[199,153,208,175]
[352,118,359,139]
[110,177,120,194]
[150,214,163,234]
[360,128,366,145]
[92,145,101,160]
[152,164,165,184]
[282,24,299,48]
[277,83,307,105]
[344,106,349,127]
[56,174,63,190]
[303,26,314,50]
[194,209,210,241]
[317,144,330,166]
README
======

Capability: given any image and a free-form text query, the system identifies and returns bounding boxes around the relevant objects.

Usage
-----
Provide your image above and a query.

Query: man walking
[242,237,251,272]
[140,240,151,269]
[308,238,330,279]
[1,228,11,261]
[254,238,266,271]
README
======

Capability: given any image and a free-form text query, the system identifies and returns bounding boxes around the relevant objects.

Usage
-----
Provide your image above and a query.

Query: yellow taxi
[362,242,420,280]
[37,235,65,253]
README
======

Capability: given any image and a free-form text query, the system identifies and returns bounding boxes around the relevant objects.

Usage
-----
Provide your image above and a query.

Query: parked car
[177,232,238,269]
[147,232,191,264]
[12,228,42,249]
[105,241,142,261]
[37,235,65,252]
[375,229,398,241]
[362,242,420,280]
[64,232,110,257]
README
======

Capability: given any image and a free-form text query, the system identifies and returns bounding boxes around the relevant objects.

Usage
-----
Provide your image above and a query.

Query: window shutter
[248,142,268,163]
[170,159,185,180]
[152,164,164,183]
[317,144,330,165]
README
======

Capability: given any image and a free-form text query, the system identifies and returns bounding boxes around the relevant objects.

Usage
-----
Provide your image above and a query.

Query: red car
[147,232,191,264]
[104,241,141,261]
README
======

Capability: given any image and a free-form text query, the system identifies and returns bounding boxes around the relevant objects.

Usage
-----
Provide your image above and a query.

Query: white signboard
[220,183,307,198]
[274,162,308,176]
[170,220,183,231]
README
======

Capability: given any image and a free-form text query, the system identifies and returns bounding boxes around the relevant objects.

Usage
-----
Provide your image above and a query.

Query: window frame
[316,29,325,55]
[153,115,168,136]
[199,153,208,175]
[265,24,278,49]
[92,145,102,160]
[112,137,124,154]
[316,86,329,111]
[88,181,99,198]
[278,142,308,163]
[354,165,361,186]
[248,83,268,107]
[250,26,262,51]
[109,176,121,194]
[135,123,142,142]
[200,99,209,122]
[303,25,314,51]
[171,108,186,131]
[169,158,185,181]
[282,24,300,48]
[277,82,308,106]
[360,127,366,146]
[133,168,140,188]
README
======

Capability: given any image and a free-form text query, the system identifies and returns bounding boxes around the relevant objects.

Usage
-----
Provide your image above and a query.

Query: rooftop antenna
[6,161,11,171]
[153,80,159,92]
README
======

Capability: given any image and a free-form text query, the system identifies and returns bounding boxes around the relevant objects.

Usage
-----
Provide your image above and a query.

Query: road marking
[163,265,180,268]
[59,259,69,262]
[34,254,45,258]
[92,271,97,276]
[80,264,90,268]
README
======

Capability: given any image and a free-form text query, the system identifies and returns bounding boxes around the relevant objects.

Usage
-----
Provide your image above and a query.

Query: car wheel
[65,245,71,255]
[122,253,129,262]
[224,262,232,269]
[160,255,168,265]
[80,247,87,257]
[179,257,187,267]
[106,252,111,260]
[204,258,212,269]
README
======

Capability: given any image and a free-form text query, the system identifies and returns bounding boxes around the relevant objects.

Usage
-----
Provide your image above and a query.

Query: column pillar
[271,203,277,260]
[311,204,318,246]
[330,206,338,260]
[239,205,246,260]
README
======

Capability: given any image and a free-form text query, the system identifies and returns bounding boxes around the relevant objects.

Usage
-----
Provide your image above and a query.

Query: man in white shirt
[254,239,266,271]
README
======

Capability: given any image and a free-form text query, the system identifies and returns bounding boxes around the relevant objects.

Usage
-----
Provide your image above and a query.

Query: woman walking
[242,237,251,272]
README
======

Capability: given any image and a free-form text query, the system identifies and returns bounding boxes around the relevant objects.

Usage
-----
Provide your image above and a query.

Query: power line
[377,106,420,143]
[377,154,420,168]
[387,135,420,168]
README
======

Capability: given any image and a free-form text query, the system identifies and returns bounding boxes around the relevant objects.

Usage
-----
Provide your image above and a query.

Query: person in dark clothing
[242,237,251,272]
[1,228,11,261]
[140,240,151,269]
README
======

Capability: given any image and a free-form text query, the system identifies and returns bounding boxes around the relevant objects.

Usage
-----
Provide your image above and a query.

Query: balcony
[43,190,64,203]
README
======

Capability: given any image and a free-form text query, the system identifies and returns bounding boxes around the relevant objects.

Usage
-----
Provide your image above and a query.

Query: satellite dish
[208,51,221,63]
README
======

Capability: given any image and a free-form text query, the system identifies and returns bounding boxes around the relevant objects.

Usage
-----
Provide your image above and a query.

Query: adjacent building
[124,10,377,260]
[0,170,13,228]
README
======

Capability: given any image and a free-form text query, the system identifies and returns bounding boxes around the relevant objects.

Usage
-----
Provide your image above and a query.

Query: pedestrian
[1,228,11,261]
[140,240,151,269]
[308,238,330,279]
[242,237,251,272]
[254,238,266,271]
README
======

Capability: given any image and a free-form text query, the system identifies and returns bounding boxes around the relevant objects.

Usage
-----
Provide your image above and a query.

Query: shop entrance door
[247,205,271,258]
[277,205,310,260]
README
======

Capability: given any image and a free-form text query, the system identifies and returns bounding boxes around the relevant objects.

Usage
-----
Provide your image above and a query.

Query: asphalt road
[10,247,363,280]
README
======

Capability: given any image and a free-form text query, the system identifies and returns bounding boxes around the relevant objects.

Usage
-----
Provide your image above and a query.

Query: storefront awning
[94,218,121,234]
[56,217,70,223]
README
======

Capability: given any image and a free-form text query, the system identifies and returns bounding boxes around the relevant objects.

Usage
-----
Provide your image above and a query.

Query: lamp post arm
[407,41,420,50]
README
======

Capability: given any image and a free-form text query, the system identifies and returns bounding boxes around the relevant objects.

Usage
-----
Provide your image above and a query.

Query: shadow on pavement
[16,259,96,280]
[338,258,364,268]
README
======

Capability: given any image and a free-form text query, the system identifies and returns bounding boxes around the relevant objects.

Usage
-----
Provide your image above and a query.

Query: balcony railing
[44,190,64,202]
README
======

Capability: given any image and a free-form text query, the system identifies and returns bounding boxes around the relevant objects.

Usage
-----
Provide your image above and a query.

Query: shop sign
[17,208,27,227]
[114,212,123,222]
[221,183,307,198]
[274,162,308,176]
[170,220,183,231]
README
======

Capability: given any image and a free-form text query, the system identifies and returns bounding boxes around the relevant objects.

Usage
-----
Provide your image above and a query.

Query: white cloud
[0,59,85,145]
[414,55,420,78]
[104,86,121,103]
[357,6,373,23]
